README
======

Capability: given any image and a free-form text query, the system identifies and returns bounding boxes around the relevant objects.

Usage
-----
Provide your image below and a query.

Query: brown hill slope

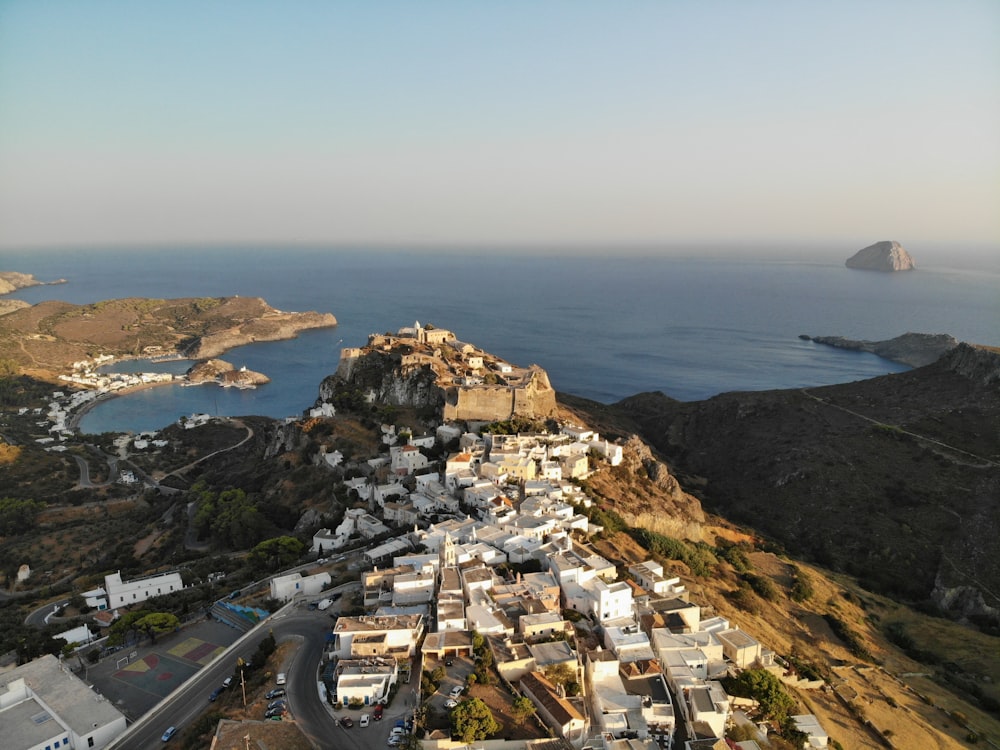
[612,343,1000,623]
[0,296,336,377]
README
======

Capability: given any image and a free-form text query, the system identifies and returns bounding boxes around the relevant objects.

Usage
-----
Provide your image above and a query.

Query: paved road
[106,582,371,750]
[106,612,317,749]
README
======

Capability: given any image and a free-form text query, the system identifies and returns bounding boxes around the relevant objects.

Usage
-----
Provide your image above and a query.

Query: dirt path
[800,389,999,468]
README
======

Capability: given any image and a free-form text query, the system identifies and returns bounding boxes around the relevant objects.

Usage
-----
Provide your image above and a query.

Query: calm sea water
[3,247,998,434]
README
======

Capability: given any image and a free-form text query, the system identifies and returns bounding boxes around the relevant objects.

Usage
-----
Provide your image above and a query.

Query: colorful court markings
[113,653,196,698]
[167,636,225,665]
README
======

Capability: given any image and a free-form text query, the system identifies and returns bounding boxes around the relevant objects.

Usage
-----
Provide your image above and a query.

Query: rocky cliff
[318,329,557,422]
[319,348,444,411]
[845,240,916,271]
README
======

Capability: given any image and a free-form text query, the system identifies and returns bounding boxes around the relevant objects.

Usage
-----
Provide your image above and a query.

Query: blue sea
[3,246,998,434]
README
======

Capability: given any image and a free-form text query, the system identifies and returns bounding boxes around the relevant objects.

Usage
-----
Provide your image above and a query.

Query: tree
[450,697,500,743]
[134,612,180,644]
[724,668,796,724]
[0,497,44,535]
[248,535,305,572]
[512,696,536,724]
[543,662,576,688]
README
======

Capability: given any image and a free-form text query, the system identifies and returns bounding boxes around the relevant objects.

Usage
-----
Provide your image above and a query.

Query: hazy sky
[1,1,997,251]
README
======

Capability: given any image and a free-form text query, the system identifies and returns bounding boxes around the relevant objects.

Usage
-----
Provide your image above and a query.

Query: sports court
[111,636,225,699]
[168,635,226,665]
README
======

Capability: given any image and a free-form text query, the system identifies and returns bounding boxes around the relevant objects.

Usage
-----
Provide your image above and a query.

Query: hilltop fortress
[324,322,557,422]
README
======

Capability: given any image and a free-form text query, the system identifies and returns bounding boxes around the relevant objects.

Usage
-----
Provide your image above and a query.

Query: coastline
[67,380,180,432]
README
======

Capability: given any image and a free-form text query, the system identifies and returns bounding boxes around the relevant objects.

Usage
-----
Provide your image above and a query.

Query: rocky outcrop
[940,342,1000,386]
[802,332,958,367]
[845,240,915,271]
[319,326,557,423]
[187,358,270,387]
[583,435,706,542]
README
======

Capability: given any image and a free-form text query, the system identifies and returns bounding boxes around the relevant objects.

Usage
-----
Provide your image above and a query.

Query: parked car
[373,703,383,720]
[445,659,453,666]
[267,699,287,710]
[265,688,286,699]
[209,687,224,702]
[317,598,333,610]
[445,698,458,708]
[222,676,233,689]
[276,672,287,685]
[449,684,464,698]
[161,726,177,742]
[339,717,354,728]
[265,706,287,719]
[360,713,370,728]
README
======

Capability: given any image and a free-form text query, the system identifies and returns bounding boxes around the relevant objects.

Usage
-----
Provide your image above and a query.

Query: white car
[276,672,287,686]
[445,698,458,708]
[360,713,370,728]
[449,685,464,698]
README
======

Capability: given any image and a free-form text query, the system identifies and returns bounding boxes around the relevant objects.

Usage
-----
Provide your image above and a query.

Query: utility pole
[241,666,247,707]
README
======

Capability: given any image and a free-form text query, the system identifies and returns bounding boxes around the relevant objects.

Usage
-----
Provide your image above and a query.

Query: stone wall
[443,369,557,422]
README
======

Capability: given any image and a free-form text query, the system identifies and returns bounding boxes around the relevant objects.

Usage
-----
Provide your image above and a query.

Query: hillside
[607,344,1000,625]
[0,296,336,379]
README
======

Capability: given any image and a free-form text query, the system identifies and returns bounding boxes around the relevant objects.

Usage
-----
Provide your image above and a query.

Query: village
[1,323,832,750]
[262,413,829,750]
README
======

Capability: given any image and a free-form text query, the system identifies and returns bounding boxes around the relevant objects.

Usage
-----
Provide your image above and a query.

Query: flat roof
[1,655,126,745]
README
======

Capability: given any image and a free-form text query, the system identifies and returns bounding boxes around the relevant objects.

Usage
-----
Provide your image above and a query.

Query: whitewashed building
[0,654,128,750]
[104,570,184,609]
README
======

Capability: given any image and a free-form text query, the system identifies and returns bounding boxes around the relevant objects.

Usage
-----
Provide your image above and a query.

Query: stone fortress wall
[334,323,557,422]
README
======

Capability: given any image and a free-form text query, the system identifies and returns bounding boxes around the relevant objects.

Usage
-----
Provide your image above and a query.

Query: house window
[88,738,95,748]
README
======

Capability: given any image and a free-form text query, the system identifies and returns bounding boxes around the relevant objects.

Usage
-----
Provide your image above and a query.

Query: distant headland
[800,331,958,367]
[0,271,67,294]
[0,295,336,381]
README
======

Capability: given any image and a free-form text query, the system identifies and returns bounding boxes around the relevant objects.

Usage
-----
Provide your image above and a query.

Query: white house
[333,657,399,707]
[330,614,424,659]
[270,571,332,602]
[629,561,686,597]
[390,445,430,476]
[104,570,184,609]
[312,528,342,554]
[791,714,829,748]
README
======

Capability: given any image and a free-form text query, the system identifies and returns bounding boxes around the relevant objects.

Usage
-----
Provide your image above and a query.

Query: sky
[0,1,998,252]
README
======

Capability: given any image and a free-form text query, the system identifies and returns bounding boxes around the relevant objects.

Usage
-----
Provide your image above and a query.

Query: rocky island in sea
[845,240,916,271]
[186,358,270,389]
